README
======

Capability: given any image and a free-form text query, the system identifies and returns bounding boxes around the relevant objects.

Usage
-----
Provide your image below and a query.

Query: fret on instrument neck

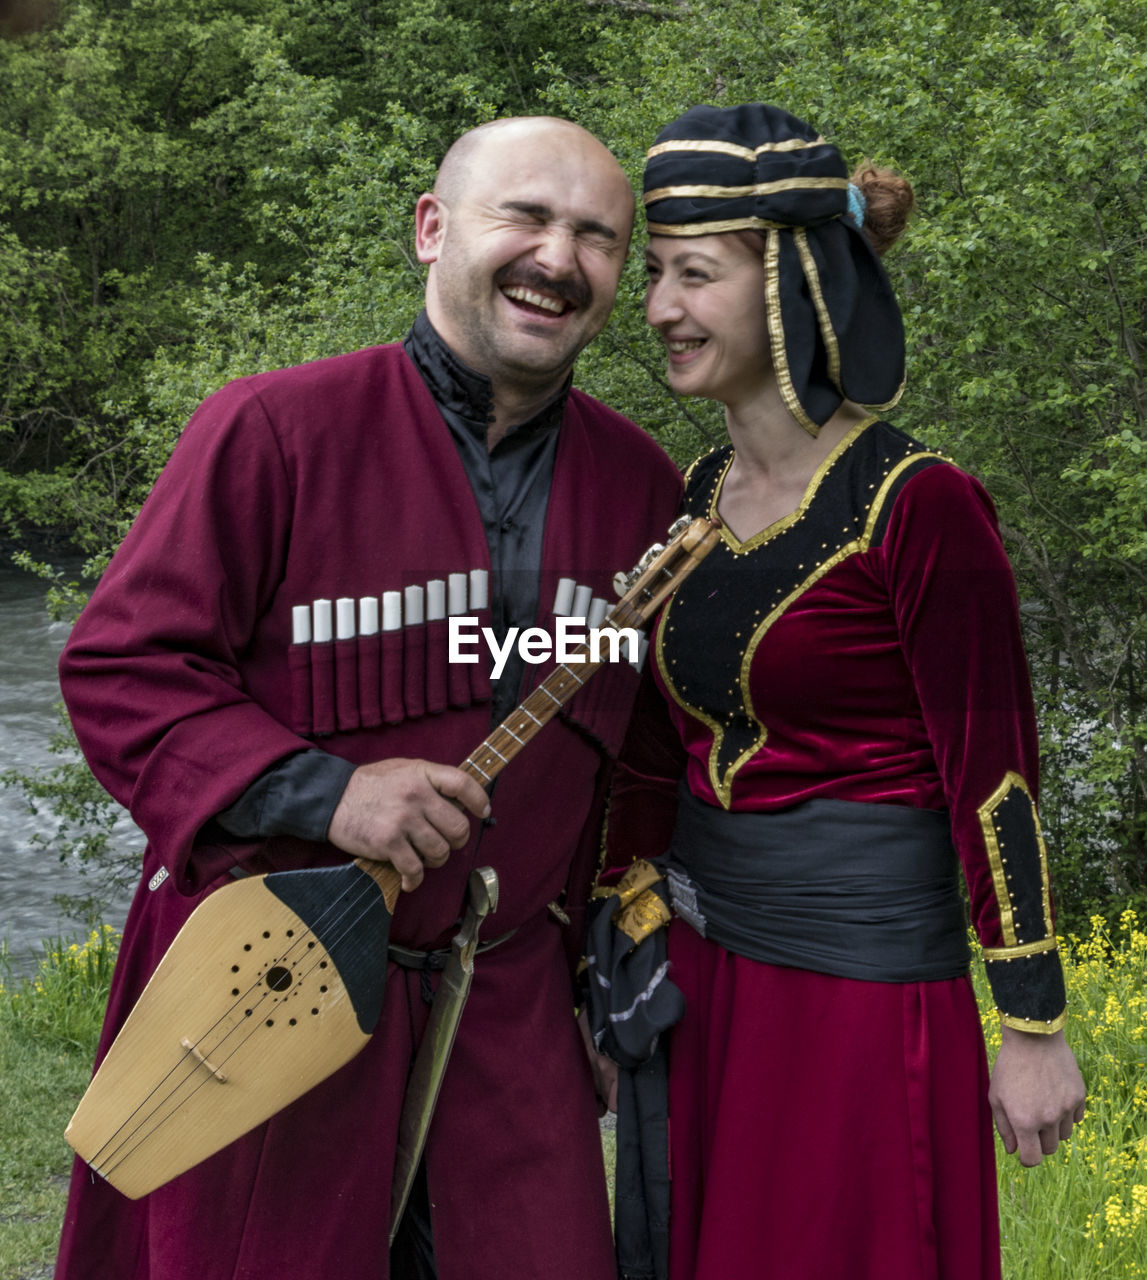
[462,652,606,784]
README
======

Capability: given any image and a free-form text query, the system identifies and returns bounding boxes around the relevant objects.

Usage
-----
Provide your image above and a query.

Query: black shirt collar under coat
[403,309,570,443]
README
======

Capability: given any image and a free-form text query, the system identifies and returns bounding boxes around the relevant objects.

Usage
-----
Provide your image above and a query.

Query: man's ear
[415,193,447,264]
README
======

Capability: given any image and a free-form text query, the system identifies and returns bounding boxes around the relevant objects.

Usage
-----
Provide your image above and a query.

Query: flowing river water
[0,556,137,972]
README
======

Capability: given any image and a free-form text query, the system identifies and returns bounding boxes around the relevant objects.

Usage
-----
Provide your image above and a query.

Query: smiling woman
[593,101,1087,1280]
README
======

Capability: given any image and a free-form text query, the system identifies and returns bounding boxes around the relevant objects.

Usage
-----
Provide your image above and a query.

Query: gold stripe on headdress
[862,383,906,413]
[756,136,827,154]
[644,176,848,205]
[645,136,827,161]
[645,216,788,236]
[794,228,842,394]
[646,139,756,161]
[763,228,822,439]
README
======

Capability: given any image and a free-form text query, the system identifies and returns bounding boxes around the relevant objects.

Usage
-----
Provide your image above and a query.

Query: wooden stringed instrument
[64,514,721,1199]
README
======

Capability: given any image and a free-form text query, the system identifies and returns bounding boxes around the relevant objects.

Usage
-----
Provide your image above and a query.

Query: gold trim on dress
[977,770,1054,948]
[998,1009,1068,1035]
[682,446,721,488]
[729,445,937,803]
[653,597,727,801]
[731,442,943,806]
[658,427,952,807]
[860,452,946,546]
[718,419,876,555]
[982,938,1058,960]
[644,176,849,205]
[645,137,827,161]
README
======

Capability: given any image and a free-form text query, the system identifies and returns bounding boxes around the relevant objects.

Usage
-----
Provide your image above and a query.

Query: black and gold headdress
[644,103,905,436]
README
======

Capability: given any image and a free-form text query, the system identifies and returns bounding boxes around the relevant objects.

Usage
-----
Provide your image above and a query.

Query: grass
[1,917,1144,1278]
[0,928,116,1280]
[980,911,1147,1279]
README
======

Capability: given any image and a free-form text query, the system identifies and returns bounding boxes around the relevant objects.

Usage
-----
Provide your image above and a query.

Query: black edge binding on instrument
[264,864,392,1034]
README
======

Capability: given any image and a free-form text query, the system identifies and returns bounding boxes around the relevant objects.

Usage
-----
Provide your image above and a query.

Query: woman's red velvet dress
[616,418,1066,1280]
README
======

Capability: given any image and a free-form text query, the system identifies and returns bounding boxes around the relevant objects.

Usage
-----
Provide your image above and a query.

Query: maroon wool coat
[54,343,682,1280]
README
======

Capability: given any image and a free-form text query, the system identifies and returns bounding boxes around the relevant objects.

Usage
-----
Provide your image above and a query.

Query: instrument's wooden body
[66,862,397,1199]
[65,515,722,1200]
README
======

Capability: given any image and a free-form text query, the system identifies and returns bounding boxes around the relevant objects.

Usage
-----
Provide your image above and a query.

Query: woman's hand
[988,1025,1086,1166]
[577,1008,619,1116]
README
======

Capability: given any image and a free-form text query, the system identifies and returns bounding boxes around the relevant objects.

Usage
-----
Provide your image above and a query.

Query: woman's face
[645,233,771,407]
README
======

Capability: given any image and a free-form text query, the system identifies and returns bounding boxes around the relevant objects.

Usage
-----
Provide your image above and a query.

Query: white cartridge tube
[571,583,593,622]
[359,597,380,636]
[292,605,312,645]
[312,599,333,644]
[586,597,609,630]
[382,591,403,632]
[403,585,425,626]
[426,579,446,622]
[336,597,356,640]
[553,577,576,616]
[469,569,489,611]
[448,573,468,615]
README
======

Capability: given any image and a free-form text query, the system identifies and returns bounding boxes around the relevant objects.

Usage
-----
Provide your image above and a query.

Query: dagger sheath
[389,867,500,1241]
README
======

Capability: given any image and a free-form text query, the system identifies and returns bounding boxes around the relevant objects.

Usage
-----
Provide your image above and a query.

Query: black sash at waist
[666,786,970,982]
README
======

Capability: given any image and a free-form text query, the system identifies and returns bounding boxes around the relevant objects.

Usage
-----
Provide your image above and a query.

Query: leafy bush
[0,926,119,1053]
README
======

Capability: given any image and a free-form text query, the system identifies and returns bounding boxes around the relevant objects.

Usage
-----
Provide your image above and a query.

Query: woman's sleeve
[880,463,1067,1033]
[596,663,687,888]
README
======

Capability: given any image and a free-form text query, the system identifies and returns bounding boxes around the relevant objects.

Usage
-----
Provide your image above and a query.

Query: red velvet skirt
[667,921,1001,1280]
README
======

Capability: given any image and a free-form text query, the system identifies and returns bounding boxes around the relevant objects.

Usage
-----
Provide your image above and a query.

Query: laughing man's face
[417,122,634,399]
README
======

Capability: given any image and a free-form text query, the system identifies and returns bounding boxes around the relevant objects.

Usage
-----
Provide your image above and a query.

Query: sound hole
[265,965,293,992]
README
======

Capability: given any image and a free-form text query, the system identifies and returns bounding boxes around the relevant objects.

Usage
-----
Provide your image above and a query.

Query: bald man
[55,118,682,1280]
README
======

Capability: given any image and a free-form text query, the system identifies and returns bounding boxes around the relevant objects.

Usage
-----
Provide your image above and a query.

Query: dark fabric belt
[666,786,970,982]
[387,930,517,971]
[388,929,516,1006]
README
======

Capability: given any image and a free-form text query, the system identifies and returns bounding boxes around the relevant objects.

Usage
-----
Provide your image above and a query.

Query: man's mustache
[495,266,591,311]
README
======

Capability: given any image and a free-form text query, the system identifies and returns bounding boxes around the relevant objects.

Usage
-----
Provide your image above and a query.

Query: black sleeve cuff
[982,945,1067,1033]
[215,749,357,842]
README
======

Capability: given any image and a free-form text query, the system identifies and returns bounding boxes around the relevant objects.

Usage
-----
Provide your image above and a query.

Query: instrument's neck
[348,519,719,914]
[354,649,611,911]
[462,651,607,785]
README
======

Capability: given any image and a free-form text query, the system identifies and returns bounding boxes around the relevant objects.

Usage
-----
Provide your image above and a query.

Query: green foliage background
[2,0,1144,929]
